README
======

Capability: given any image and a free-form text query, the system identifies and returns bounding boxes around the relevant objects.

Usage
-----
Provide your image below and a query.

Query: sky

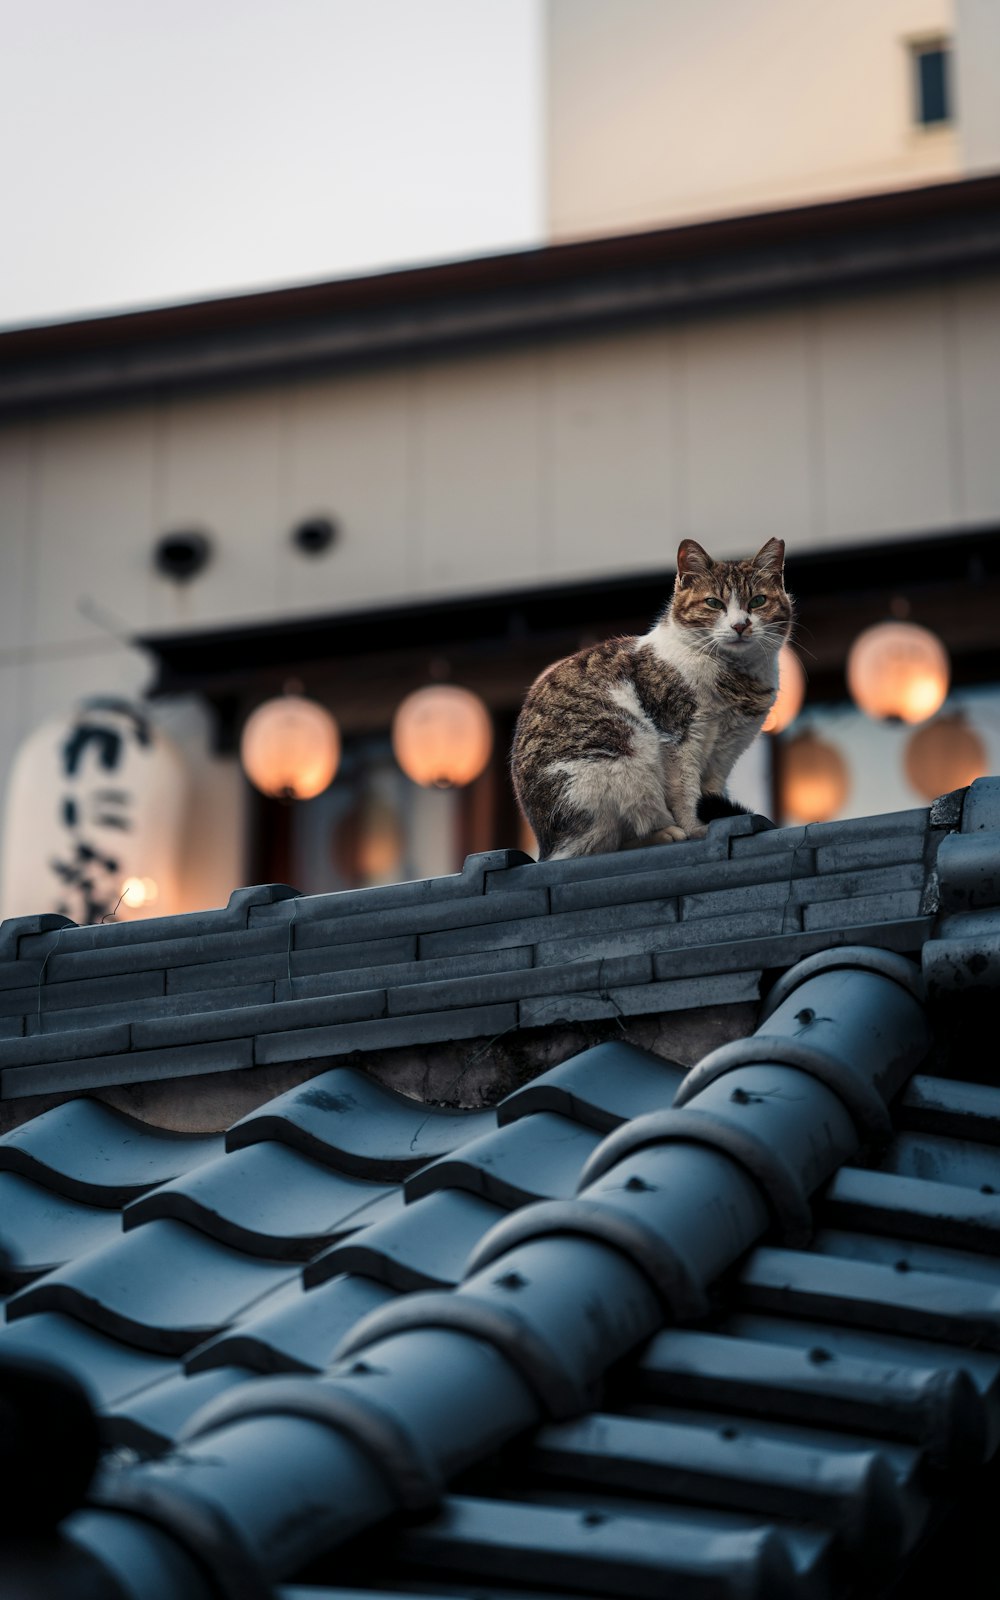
[0,0,543,329]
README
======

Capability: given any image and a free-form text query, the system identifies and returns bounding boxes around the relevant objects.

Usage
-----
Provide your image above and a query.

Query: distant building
[2,1,999,917]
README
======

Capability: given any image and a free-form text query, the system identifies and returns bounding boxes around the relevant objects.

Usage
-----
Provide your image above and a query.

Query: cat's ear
[753,538,785,581]
[676,540,714,588]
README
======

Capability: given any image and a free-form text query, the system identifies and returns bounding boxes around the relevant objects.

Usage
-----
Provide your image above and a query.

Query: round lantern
[762,645,806,734]
[1,699,188,924]
[847,622,949,724]
[240,694,340,800]
[903,713,988,801]
[780,731,850,824]
[392,686,493,788]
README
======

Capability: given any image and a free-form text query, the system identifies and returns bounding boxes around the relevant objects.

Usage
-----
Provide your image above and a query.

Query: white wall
[3,269,1000,910]
[547,0,963,240]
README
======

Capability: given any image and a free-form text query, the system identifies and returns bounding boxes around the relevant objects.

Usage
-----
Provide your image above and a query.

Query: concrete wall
[2,270,1000,910]
[547,0,967,239]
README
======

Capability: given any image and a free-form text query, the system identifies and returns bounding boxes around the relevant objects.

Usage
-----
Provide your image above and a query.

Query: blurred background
[1,0,999,923]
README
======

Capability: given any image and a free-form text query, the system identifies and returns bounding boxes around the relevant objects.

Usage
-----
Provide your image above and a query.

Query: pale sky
[0,0,543,329]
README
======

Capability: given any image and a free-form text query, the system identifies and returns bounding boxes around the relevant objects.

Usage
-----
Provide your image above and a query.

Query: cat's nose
[732,620,750,635]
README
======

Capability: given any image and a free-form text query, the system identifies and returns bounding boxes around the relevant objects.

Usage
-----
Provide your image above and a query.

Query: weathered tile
[0,1171,124,1287]
[405,1111,602,1206]
[802,892,924,931]
[499,1040,685,1131]
[226,1065,495,1178]
[124,1141,401,1259]
[2,1038,255,1100]
[5,1218,296,1354]
[0,1097,222,1204]
[306,1189,505,1291]
[185,1273,396,1376]
[253,1003,519,1071]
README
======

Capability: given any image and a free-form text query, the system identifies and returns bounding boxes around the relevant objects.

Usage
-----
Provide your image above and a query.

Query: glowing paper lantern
[847,622,949,724]
[780,731,850,824]
[1,699,188,924]
[392,686,493,788]
[240,694,340,800]
[762,645,806,734]
[904,713,988,801]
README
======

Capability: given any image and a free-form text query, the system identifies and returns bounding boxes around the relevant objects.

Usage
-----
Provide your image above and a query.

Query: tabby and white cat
[512,538,792,860]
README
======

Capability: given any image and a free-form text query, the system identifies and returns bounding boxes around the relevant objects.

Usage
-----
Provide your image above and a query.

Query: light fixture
[903,712,988,801]
[392,685,493,788]
[240,693,340,800]
[780,731,850,824]
[847,621,949,724]
[762,645,806,734]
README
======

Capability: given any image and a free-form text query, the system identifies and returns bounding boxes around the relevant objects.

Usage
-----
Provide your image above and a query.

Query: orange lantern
[847,622,949,724]
[762,645,806,734]
[240,694,340,800]
[903,713,988,801]
[780,731,850,824]
[392,686,493,788]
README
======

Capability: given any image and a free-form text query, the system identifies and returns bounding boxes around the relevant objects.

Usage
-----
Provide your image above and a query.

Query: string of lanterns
[240,682,495,801]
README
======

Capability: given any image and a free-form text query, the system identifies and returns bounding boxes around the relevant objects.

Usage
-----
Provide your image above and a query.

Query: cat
[511,537,792,860]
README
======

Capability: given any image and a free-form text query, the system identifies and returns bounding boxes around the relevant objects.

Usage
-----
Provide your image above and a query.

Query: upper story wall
[546,0,1000,239]
[2,271,999,661]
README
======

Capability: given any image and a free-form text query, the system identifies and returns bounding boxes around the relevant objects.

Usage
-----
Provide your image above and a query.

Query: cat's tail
[696,792,754,823]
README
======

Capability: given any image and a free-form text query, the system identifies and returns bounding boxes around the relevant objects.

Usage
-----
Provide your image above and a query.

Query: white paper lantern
[392,686,493,788]
[240,694,340,800]
[847,622,949,724]
[1,699,188,924]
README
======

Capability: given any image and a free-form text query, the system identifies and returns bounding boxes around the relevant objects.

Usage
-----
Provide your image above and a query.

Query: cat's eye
[704,597,726,610]
[749,595,768,609]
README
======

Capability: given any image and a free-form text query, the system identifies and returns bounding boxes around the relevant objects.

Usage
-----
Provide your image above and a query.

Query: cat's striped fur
[512,538,792,860]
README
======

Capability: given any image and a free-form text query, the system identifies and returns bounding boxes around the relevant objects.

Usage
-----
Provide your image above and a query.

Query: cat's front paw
[648,825,688,845]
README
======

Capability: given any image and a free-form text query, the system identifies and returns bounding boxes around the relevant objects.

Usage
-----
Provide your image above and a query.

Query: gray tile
[0,1097,223,1205]
[24,980,276,1038]
[0,968,166,1020]
[528,1410,904,1555]
[22,924,291,984]
[292,889,549,952]
[0,1020,130,1069]
[875,1132,1000,1193]
[649,919,933,985]
[814,836,927,874]
[0,1310,177,1407]
[549,849,811,915]
[680,880,791,919]
[635,1326,975,1452]
[226,1065,496,1179]
[519,970,761,1029]
[737,1245,1000,1349]
[810,1226,1000,1287]
[2,1037,256,1100]
[276,945,534,1004]
[729,825,809,859]
[185,1272,396,1376]
[253,1003,519,1071]
[124,1140,402,1259]
[822,1167,1000,1256]
[405,1111,602,1206]
[802,891,923,931]
[533,908,784,968]
[804,809,928,846]
[0,1171,123,1287]
[386,957,648,1019]
[791,862,924,906]
[483,815,770,896]
[105,1364,257,1456]
[899,1076,1000,1144]
[6,1218,296,1355]
[962,777,1000,834]
[422,898,680,961]
[499,1042,685,1132]
[388,1493,801,1598]
[131,987,386,1051]
[307,1189,505,1291]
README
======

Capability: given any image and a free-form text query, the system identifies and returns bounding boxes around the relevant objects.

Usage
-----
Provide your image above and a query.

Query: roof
[2,779,1000,1598]
[2,173,1000,413]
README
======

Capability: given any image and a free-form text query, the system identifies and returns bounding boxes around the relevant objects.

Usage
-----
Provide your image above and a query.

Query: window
[911,40,952,127]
